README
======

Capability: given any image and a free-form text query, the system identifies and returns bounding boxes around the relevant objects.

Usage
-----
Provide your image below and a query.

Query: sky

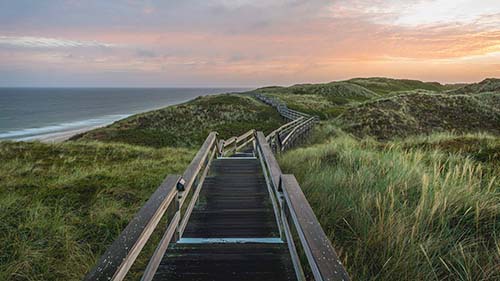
[0,0,499,87]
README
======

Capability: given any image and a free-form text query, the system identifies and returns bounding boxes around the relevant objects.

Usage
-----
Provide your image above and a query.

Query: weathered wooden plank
[84,175,180,281]
[141,212,180,281]
[182,158,279,238]
[178,132,217,208]
[256,131,282,192]
[223,129,254,148]
[178,147,216,236]
[153,243,297,281]
[281,174,350,281]
[235,136,254,152]
[281,117,316,151]
[266,117,304,141]
[281,117,312,146]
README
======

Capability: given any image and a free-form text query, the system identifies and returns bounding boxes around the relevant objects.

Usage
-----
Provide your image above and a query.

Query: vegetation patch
[347,77,451,95]
[447,78,500,95]
[338,92,500,140]
[279,133,499,281]
[0,141,194,280]
[247,78,462,119]
[72,94,283,148]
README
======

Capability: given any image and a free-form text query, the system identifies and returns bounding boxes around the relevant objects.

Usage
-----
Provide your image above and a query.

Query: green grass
[347,77,448,96]
[338,92,500,140]
[1,79,499,281]
[279,130,499,280]
[72,94,283,148]
[0,141,194,280]
[247,77,461,120]
[448,78,500,95]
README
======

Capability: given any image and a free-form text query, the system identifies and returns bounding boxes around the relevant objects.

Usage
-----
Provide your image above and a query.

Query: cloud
[0,36,115,49]
[0,1,499,86]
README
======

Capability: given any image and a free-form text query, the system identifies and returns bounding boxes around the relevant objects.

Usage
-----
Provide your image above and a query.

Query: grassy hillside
[279,129,499,280]
[1,78,499,281]
[448,78,500,95]
[250,78,458,119]
[0,141,194,280]
[73,94,283,148]
[347,77,448,95]
[251,82,378,119]
[338,92,500,140]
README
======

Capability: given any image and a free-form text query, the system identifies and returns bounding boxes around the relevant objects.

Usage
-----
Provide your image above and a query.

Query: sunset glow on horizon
[1,0,499,87]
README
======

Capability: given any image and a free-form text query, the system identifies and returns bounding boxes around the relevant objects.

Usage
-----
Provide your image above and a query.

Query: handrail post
[174,190,181,242]
[276,133,282,153]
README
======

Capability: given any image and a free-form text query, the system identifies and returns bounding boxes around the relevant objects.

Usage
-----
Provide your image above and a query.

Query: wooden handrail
[256,132,282,191]
[281,117,313,145]
[86,95,340,281]
[266,117,304,141]
[256,130,350,281]
[83,175,180,281]
[178,132,217,208]
[222,129,255,156]
[281,175,350,281]
[281,117,316,150]
[223,129,255,147]
[85,132,220,281]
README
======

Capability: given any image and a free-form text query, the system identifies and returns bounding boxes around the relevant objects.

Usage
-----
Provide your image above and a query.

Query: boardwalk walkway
[84,95,349,281]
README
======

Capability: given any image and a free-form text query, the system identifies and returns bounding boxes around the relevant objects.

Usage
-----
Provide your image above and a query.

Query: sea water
[0,88,248,141]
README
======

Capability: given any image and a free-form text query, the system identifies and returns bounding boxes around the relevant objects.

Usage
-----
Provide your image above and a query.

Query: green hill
[72,94,283,148]
[250,81,378,119]
[338,92,500,140]
[250,77,458,119]
[447,78,500,95]
[347,77,448,95]
[1,78,499,281]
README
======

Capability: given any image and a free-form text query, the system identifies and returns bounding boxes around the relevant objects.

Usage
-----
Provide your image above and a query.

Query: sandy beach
[20,125,101,143]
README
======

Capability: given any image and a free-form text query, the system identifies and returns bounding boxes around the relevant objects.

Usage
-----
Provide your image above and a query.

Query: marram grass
[0,141,195,280]
[279,133,499,281]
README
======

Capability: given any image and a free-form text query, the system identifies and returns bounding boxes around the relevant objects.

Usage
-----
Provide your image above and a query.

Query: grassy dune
[338,92,500,140]
[1,78,499,280]
[252,81,379,119]
[73,94,283,148]
[448,78,500,95]
[347,77,450,95]
[0,141,194,280]
[279,129,499,280]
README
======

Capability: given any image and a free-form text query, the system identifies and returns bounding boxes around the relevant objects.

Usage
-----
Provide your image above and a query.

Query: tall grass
[0,141,194,280]
[279,133,499,280]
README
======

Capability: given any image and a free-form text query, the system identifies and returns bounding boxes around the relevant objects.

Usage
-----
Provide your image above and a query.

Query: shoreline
[0,88,250,144]
[20,125,103,143]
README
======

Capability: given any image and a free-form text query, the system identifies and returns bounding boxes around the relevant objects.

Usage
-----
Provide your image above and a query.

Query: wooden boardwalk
[153,156,296,280]
[84,95,349,281]
[182,157,279,238]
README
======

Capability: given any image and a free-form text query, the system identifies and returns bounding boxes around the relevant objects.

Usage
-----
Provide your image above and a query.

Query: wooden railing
[255,132,350,281]
[256,94,310,121]
[84,133,220,281]
[256,94,318,153]
[84,95,347,281]
[221,129,255,156]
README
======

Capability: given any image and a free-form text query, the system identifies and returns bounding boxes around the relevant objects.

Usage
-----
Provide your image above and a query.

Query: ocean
[0,88,249,141]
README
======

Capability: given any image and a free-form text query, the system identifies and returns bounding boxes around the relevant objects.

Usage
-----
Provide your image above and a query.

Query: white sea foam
[0,114,130,140]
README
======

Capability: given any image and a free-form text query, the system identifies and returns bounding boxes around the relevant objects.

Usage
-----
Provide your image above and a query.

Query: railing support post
[174,192,181,242]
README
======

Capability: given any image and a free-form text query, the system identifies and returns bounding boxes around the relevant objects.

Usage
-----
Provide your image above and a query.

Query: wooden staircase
[153,156,296,280]
[84,95,349,281]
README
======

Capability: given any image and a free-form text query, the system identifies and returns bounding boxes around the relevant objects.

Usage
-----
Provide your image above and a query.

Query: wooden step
[182,159,278,238]
[152,243,297,281]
